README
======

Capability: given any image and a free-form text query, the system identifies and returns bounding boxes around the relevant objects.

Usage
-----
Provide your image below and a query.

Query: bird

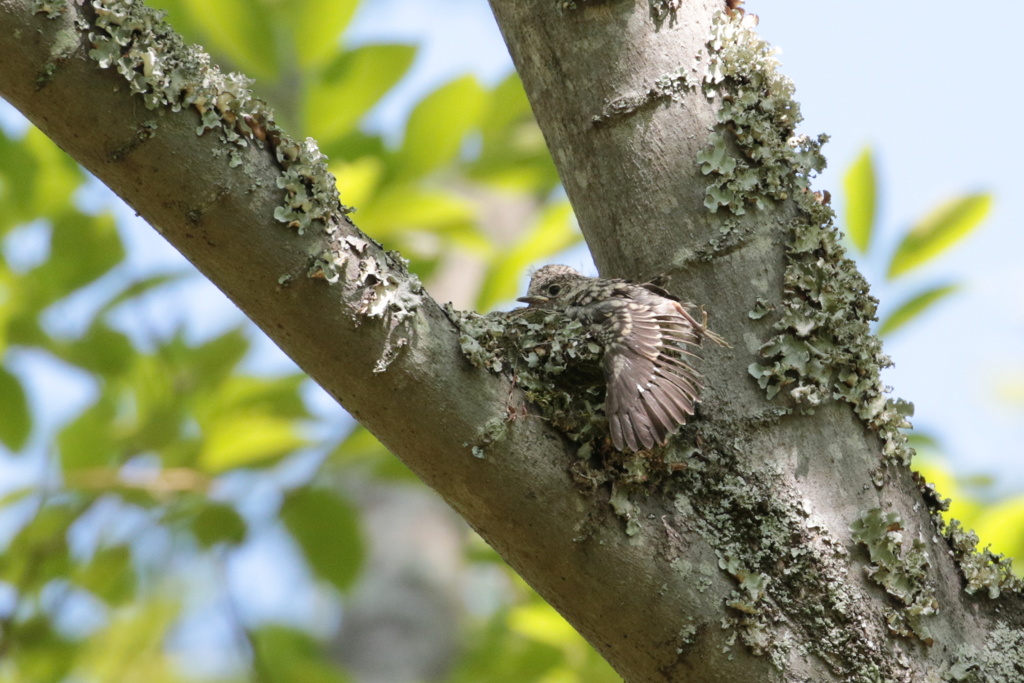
[517,264,724,452]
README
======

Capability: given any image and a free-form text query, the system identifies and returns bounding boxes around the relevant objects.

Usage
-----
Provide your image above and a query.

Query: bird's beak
[517,296,548,305]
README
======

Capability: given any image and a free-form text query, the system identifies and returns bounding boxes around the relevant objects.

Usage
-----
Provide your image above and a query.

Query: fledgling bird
[517,265,725,452]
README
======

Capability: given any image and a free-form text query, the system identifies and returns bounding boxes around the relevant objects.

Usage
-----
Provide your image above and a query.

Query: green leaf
[449,611,566,683]
[332,155,384,208]
[507,602,588,650]
[973,497,1024,564]
[180,0,279,79]
[479,74,534,145]
[887,193,992,279]
[289,0,360,68]
[905,432,940,451]
[58,397,118,471]
[321,129,388,167]
[253,625,349,683]
[477,202,579,310]
[280,488,363,592]
[328,425,416,481]
[358,184,476,237]
[0,269,13,349]
[398,76,486,180]
[0,486,34,511]
[191,502,247,548]
[58,324,136,376]
[11,210,123,323]
[0,504,76,591]
[877,284,960,337]
[204,375,310,421]
[186,328,250,394]
[73,545,136,605]
[131,379,190,457]
[4,616,76,683]
[23,129,82,218]
[75,600,181,680]
[97,271,191,318]
[0,366,30,450]
[46,211,124,295]
[307,45,416,145]
[143,1,200,41]
[0,128,83,233]
[198,415,305,473]
[843,147,876,253]
[469,75,561,192]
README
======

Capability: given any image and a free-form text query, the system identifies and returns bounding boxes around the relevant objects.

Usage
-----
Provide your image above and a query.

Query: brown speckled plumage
[518,265,724,452]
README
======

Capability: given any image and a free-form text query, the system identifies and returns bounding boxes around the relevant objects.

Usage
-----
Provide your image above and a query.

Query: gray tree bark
[0,1,1021,681]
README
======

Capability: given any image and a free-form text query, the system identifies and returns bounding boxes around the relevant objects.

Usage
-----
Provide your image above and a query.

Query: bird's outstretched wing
[601,296,706,452]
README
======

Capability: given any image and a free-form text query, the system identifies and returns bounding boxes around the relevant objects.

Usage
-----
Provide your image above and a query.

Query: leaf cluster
[842,147,990,337]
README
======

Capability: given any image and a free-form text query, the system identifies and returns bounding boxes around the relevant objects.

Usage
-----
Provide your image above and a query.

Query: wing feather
[603,298,705,451]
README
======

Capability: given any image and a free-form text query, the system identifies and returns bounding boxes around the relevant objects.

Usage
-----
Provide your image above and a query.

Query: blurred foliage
[0,0,598,681]
[841,147,991,338]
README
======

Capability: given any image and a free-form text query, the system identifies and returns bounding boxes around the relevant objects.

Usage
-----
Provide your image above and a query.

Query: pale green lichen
[750,211,916,463]
[942,626,1024,682]
[748,297,771,320]
[467,417,509,459]
[943,519,1022,599]
[456,282,890,673]
[718,553,778,658]
[697,13,1020,675]
[311,240,423,372]
[447,305,606,445]
[649,0,681,24]
[904,468,1017,612]
[271,136,350,234]
[716,552,786,671]
[592,68,696,126]
[700,11,914,465]
[609,485,642,536]
[676,618,698,649]
[84,0,354,235]
[32,0,68,19]
[669,452,885,677]
[558,0,679,23]
[699,12,826,214]
[849,508,938,644]
[679,20,927,674]
[448,302,662,528]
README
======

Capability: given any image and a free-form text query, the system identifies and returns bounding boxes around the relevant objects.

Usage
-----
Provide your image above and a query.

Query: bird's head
[517,264,583,308]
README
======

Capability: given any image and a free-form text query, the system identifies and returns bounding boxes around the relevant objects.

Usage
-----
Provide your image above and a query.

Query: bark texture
[0,1,1021,681]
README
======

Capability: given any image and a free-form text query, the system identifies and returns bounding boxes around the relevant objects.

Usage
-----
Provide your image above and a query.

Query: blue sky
[349,0,1024,493]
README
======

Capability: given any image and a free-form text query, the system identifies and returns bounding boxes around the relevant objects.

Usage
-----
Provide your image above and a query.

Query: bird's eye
[546,284,561,296]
